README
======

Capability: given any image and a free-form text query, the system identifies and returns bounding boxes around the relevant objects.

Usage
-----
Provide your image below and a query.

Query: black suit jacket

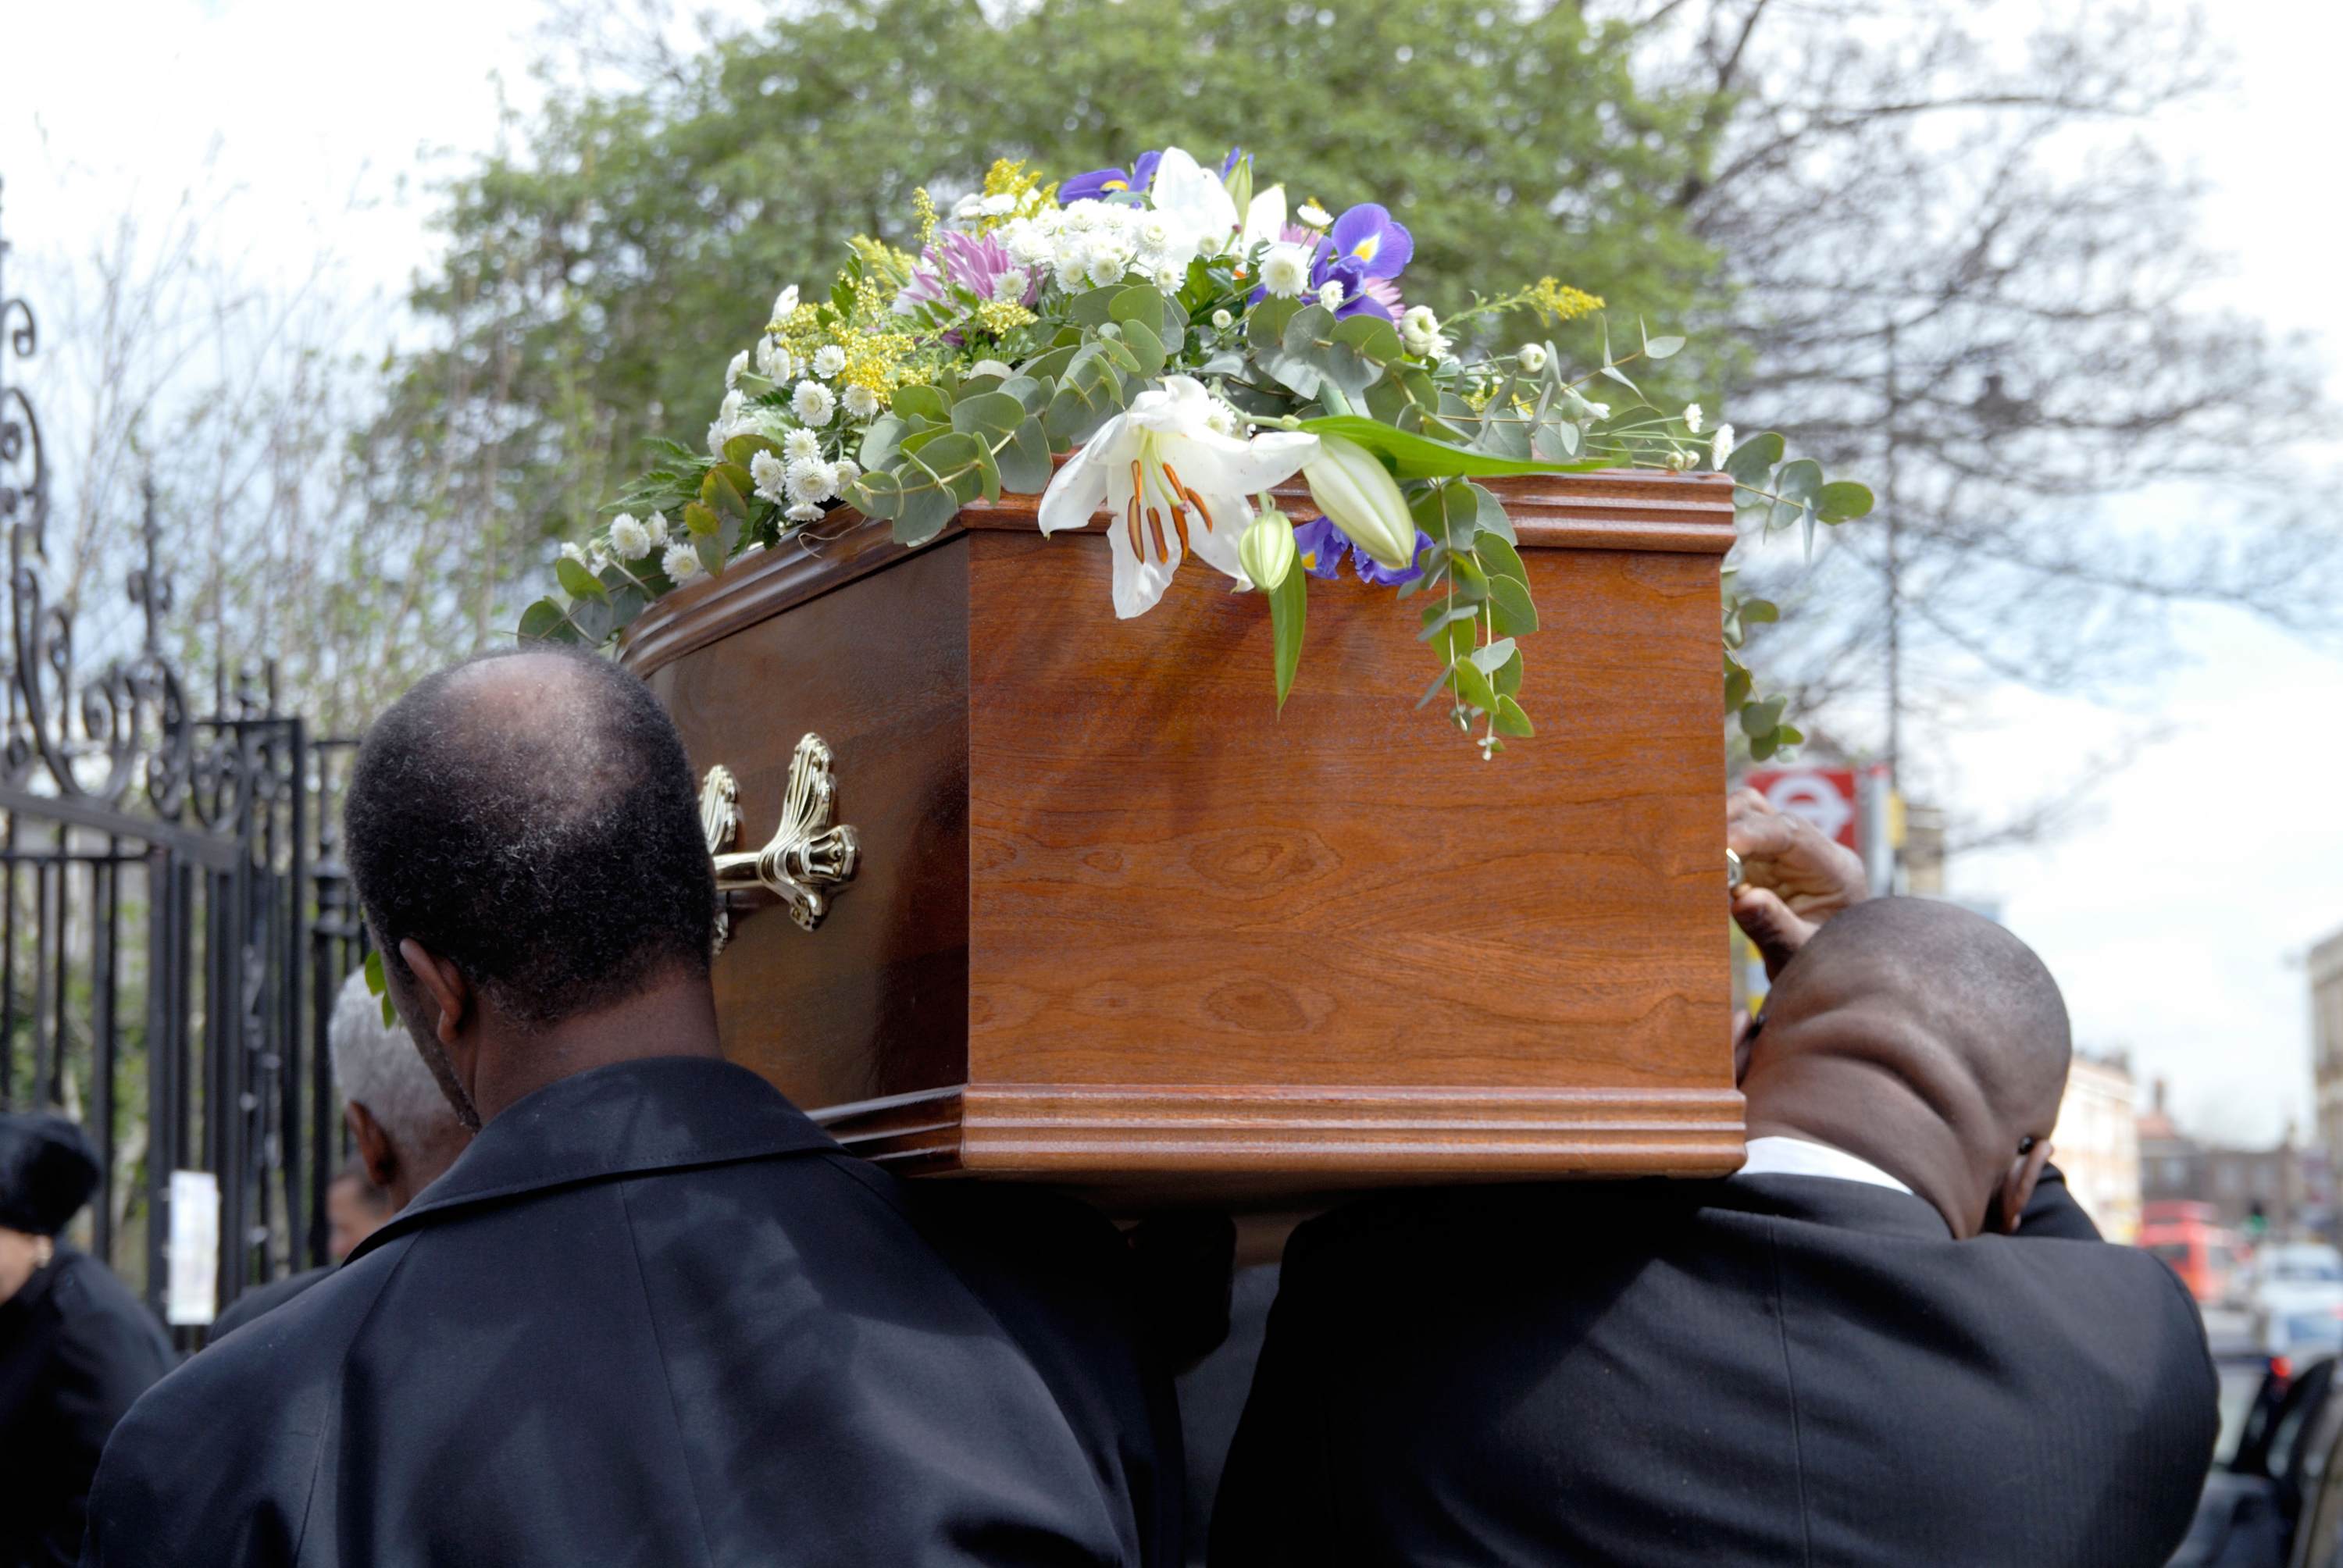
[86,1056,1176,1567]
[0,1247,173,1568]
[1211,1171,2215,1568]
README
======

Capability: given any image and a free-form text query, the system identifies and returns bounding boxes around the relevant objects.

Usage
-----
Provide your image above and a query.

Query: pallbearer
[86,648,1175,1567]
[1210,896,2218,1566]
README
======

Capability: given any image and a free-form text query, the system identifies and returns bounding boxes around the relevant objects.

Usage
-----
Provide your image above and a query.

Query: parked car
[2168,1355,2333,1567]
[2146,1200,2249,1306]
[2248,1245,2343,1358]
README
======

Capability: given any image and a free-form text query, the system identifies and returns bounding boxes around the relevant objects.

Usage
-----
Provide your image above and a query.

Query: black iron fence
[0,182,360,1343]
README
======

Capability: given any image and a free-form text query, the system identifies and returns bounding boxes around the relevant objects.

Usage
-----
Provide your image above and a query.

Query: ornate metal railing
[0,178,354,1342]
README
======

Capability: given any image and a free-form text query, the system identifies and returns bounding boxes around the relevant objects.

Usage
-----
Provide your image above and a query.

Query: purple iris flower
[1329,204,1414,278]
[1293,517,1430,586]
[1220,147,1244,180]
[1059,151,1162,205]
[1307,204,1413,320]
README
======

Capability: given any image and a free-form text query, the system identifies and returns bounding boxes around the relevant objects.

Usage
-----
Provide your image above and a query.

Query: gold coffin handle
[697,734,860,938]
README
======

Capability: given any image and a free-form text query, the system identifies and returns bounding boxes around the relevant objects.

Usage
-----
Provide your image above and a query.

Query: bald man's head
[345,648,715,1032]
[1746,898,2072,1237]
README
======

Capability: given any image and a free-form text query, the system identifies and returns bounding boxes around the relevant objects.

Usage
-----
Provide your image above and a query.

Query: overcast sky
[2,0,2338,1146]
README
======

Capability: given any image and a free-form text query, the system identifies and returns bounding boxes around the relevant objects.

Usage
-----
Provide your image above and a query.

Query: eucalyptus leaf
[518,599,568,642]
[1492,695,1535,736]
[996,419,1054,494]
[1468,636,1517,675]
[1723,430,1785,486]
[1450,657,1498,714]
[1109,284,1166,337]
[859,414,908,472]
[555,557,608,602]
[1818,481,1874,523]
[951,390,1027,444]
[892,383,951,425]
[1478,533,1528,585]
[1486,573,1539,636]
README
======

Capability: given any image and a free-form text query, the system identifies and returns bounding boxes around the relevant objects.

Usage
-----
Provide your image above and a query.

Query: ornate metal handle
[697,733,860,943]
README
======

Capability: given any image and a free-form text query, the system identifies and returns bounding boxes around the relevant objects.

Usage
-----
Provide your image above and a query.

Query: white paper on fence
[164,1169,219,1326]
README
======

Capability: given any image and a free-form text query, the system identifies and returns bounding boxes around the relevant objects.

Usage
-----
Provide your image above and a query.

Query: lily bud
[1224,156,1254,229]
[1303,435,1415,570]
[1238,508,1299,590]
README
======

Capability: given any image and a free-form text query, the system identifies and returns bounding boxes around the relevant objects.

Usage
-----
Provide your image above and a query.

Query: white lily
[1243,185,1288,252]
[1039,376,1320,618]
[1147,148,1239,262]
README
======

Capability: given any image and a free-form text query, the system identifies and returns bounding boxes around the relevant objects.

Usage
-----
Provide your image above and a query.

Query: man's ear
[346,1102,398,1192]
[399,939,472,1046]
[1995,1139,2056,1235]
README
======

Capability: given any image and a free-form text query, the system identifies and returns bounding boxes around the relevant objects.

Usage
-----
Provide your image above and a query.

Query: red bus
[2142,1200,2245,1305]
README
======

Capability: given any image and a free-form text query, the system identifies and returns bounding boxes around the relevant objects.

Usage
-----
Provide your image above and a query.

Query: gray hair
[330,969,456,1148]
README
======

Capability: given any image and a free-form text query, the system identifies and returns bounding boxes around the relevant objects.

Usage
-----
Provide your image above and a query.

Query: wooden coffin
[621,470,1744,1209]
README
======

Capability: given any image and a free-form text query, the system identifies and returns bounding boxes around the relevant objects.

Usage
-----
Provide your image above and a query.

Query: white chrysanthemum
[1086,248,1130,287]
[1296,200,1332,227]
[756,337,790,381]
[954,193,986,219]
[832,458,861,492]
[726,350,749,389]
[662,543,704,583]
[588,546,611,573]
[786,458,837,506]
[1211,308,1234,331]
[750,449,789,504]
[1517,343,1550,374]
[1318,282,1345,312]
[1061,199,1106,232]
[812,344,846,380]
[1134,212,1181,258]
[784,503,823,522]
[645,511,669,547]
[980,192,1015,216]
[1711,423,1736,468]
[783,428,822,464]
[769,284,799,323]
[843,384,883,420]
[1683,402,1703,434]
[561,541,589,565]
[1053,236,1092,290]
[610,515,651,561]
[793,380,836,426]
[995,268,1029,303]
[1260,244,1314,300]
[1001,217,1057,268]
[1152,262,1185,292]
[1204,396,1246,437]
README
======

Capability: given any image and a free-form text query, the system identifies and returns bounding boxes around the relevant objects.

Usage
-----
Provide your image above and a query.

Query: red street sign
[1744,768,1859,849]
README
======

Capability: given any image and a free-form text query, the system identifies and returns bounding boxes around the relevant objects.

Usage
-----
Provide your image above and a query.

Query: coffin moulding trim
[617,469,1736,680]
[808,1082,1747,1180]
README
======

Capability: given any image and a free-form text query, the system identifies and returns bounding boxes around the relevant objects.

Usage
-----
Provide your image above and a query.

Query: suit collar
[1714,1171,1956,1240]
[348,1056,836,1263]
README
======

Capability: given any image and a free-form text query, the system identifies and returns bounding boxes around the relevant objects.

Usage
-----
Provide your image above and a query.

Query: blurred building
[2138,1079,2333,1239]
[2053,1051,2139,1242]
[2312,926,2343,1188]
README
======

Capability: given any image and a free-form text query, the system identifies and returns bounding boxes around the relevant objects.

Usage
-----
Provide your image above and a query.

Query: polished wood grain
[626,470,1743,1203]
[636,540,971,1109]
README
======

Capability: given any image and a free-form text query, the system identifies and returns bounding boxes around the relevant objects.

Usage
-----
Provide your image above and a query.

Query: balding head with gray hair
[331,969,471,1209]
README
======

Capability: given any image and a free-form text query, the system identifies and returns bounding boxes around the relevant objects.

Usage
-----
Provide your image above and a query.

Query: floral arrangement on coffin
[521,149,1870,760]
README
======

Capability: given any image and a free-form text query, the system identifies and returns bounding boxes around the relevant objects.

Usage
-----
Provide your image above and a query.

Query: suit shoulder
[1286,1179,1706,1276]
[48,1253,172,1371]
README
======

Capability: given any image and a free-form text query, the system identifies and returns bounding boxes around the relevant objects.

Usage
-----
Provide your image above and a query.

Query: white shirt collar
[1733,1135,1914,1196]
